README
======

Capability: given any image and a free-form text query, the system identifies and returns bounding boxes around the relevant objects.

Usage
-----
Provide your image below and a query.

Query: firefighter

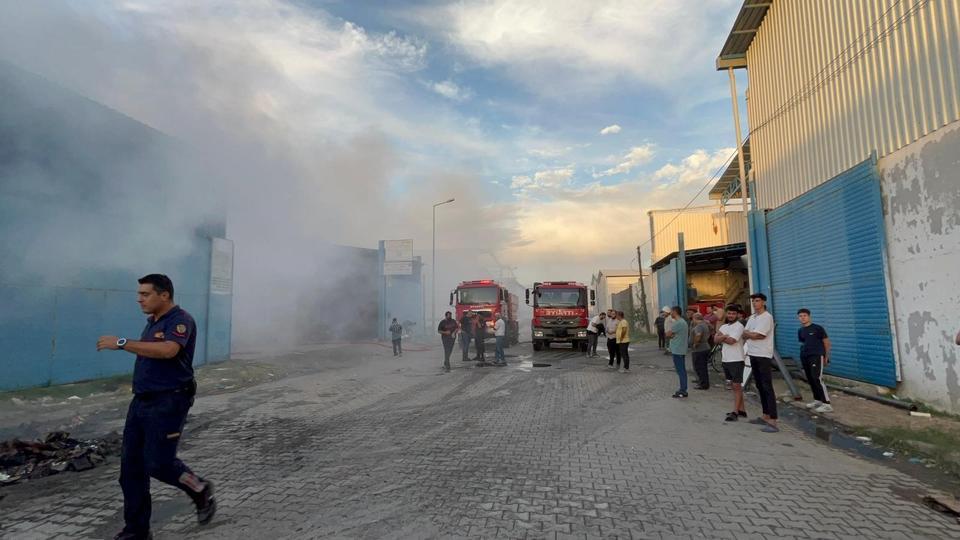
[97,274,216,540]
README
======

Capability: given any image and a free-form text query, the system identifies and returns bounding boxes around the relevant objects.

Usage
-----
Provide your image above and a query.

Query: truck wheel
[532,341,543,351]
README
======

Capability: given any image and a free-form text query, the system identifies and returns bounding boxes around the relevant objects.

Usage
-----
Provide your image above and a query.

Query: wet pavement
[1,341,958,539]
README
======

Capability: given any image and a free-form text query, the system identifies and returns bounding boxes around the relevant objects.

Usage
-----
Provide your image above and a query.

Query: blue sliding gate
[764,157,897,387]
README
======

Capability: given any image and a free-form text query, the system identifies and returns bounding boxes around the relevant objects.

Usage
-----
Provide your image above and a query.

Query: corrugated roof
[709,138,750,200]
[598,269,641,277]
[716,1,773,70]
[651,243,747,272]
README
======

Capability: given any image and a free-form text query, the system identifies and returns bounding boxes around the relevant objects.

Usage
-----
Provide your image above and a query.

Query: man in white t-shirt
[586,312,605,358]
[743,293,778,432]
[715,304,747,422]
[493,313,507,366]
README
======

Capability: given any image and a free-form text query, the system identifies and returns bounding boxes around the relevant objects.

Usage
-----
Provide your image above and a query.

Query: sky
[0,0,748,293]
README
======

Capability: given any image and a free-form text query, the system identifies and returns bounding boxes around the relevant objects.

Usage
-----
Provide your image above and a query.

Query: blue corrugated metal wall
[765,157,897,387]
[0,63,231,391]
[656,260,679,310]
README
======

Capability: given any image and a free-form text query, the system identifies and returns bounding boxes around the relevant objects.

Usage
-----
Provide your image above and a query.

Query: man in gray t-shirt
[690,313,712,390]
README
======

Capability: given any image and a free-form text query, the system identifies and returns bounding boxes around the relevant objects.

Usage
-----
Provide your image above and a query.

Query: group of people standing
[586,309,632,373]
[654,293,834,433]
[436,310,507,371]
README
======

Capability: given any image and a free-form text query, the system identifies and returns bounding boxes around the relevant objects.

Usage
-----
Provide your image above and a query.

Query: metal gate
[765,157,897,386]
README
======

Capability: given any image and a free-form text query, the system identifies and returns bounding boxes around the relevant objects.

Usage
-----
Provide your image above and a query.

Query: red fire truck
[526,281,595,352]
[449,280,520,345]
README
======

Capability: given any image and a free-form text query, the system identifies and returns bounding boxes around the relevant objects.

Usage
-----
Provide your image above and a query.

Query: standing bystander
[716,305,748,421]
[690,313,712,389]
[586,312,604,357]
[655,308,668,351]
[798,308,833,413]
[743,293,778,432]
[605,309,619,368]
[459,311,473,362]
[616,311,631,373]
[389,318,403,357]
[493,313,507,366]
[666,306,689,398]
[474,312,487,363]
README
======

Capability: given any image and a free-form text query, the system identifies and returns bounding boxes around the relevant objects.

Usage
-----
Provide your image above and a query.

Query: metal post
[727,67,754,293]
[636,246,650,334]
[677,233,687,314]
[431,198,455,330]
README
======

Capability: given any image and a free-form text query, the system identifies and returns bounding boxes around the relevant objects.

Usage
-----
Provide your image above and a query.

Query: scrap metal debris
[0,431,121,487]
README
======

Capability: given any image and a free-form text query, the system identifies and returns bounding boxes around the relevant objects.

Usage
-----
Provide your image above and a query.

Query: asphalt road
[1,341,957,539]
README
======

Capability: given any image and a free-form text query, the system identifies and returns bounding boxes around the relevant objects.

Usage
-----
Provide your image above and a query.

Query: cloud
[429,79,472,101]
[594,144,655,177]
[498,147,735,279]
[412,0,739,95]
[510,167,574,193]
[653,148,734,186]
[599,124,621,135]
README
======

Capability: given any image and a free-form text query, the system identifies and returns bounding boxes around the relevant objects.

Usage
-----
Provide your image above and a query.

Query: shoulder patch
[176,324,187,334]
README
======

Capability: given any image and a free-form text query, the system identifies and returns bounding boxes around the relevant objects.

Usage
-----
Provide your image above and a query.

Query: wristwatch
[117,338,128,349]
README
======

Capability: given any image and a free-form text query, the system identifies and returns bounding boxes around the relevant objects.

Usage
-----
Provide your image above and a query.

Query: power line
[635,0,931,262]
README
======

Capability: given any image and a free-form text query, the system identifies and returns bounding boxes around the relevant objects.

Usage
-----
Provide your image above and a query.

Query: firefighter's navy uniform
[119,306,212,537]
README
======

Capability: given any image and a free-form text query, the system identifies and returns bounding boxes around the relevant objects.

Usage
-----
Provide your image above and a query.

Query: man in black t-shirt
[797,308,833,413]
[438,311,458,372]
[459,311,474,362]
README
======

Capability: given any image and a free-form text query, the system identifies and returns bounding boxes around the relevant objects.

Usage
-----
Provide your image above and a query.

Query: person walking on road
[798,308,833,413]
[586,312,605,357]
[690,313,712,390]
[744,293,778,432]
[389,318,403,357]
[716,305,748,421]
[666,306,689,398]
[459,311,473,362]
[438,311,458,372]
[605,309,620,368]
[655,308,668,351]
[96,274,215,540]
[616,311,631,373]
[493,313,507,366]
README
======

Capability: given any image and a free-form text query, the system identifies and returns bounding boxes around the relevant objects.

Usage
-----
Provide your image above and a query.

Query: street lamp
[432,198,455,330]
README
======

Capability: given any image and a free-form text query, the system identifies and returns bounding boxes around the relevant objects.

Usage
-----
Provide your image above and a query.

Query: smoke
[0,1,518,348]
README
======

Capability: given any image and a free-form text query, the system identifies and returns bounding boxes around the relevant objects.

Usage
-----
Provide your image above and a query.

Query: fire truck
[449,280,520,345]
[526,281,595,352]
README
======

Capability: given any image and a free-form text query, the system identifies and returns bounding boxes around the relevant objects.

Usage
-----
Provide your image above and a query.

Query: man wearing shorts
[715,304,747,422]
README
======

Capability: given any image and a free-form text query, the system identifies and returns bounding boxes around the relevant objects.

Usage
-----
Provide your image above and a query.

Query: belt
[135,380,196,400]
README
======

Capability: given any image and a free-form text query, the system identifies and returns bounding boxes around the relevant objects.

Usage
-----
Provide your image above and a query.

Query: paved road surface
[1,342,957,539]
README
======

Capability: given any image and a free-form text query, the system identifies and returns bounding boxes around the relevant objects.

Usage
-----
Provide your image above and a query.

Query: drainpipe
[727,67,754,293]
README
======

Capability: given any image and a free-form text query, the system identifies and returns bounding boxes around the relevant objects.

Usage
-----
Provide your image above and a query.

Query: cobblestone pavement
[2,342,958,539]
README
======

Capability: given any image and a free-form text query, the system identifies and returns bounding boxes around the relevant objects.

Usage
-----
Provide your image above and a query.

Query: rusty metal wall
[746,0,960,209]
[648,207,747,263]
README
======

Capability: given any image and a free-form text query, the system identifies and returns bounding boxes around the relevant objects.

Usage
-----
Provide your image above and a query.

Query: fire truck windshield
[458,286,499,304]
[535,288,584,307]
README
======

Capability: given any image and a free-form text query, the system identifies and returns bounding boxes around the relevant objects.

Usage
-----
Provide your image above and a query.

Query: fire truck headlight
[576,331,587,337]
[533,330,544,337]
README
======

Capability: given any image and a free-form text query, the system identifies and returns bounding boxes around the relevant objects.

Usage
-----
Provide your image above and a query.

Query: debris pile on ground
[0,430,121,486]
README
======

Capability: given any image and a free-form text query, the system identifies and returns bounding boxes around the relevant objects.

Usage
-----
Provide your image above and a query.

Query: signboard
[210,238,234,295]
[382,239,413,275]
[384,239,413,262]
[383,261,414,275]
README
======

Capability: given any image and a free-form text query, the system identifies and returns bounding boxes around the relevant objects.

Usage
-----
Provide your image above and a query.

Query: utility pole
[432,198,455,330]
[636,245,650,333]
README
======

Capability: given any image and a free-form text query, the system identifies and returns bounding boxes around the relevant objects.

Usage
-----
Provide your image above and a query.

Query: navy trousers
[120,391,198,533]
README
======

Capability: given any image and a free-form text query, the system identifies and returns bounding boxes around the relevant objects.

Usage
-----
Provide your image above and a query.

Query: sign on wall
[383,239,413,275]
[210,237,234,295]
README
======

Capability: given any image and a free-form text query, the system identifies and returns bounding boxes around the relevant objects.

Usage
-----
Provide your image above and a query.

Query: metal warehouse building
[717,0,960,411]
[0,63,233,391]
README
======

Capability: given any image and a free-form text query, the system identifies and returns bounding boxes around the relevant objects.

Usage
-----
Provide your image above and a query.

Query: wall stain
[907,311,937,382]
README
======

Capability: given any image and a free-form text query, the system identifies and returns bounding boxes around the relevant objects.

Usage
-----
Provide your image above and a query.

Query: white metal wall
[746,0,960,209]
[649,207,746,263]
